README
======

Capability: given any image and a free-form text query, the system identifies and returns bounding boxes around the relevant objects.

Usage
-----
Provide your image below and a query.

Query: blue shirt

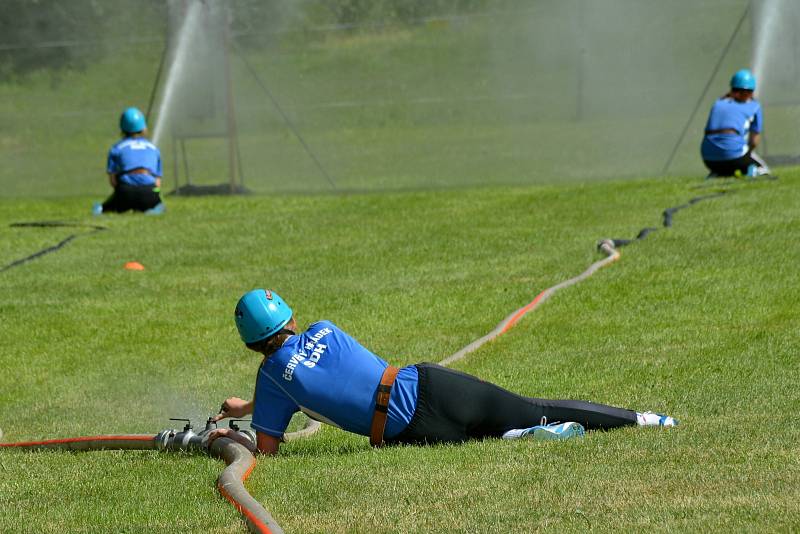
[701,97,763,161]
[106,137,162,186]
[251,321,418,439]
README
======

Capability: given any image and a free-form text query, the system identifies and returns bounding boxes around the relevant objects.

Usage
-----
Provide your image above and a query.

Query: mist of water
[151,0,203,147]
[140,0,785,188]
[751,0,782,97]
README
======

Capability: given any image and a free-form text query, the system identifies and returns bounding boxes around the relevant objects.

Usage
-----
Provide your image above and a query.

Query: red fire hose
[0,432,283,534]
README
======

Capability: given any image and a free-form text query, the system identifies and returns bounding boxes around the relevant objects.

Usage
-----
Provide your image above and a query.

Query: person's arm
[155,153,162,188]
[256,432,281,455]
[212,397,254,421]
[749,132,761,150]
[750,105,763,151]
[106,146,119,188]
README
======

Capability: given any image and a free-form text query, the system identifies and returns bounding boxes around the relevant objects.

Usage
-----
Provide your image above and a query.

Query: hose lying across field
[1,221,107,273]
[442,191,737,365]
[439,239,620,366]
[0,433,284,534]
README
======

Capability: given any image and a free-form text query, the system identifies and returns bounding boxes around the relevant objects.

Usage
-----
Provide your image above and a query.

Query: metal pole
[181,138,191,185]
[576,0,586,122]
[145,41,169,125]
[750,0,767,157]
[576,48,586,122]
[236,131,246,189]
[172,131,180,193]
[661,3,751,174]
[223,6,239,194]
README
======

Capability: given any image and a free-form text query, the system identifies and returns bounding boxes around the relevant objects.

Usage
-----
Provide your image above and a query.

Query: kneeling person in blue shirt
[209,289,676,455]
[700,69,770,178]
[97,107,164,214]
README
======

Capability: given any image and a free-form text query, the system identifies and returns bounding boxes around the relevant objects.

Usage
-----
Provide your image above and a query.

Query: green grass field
[2,2,799,530]
[1,172,798,532]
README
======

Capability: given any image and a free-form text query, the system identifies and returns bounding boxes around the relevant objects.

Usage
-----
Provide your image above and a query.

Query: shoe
[145,202,165,215]
[502,421,585,441]
[753,165,770,177]
[637,411,678,427]
[92,202,103,216]
[524,421,585,440]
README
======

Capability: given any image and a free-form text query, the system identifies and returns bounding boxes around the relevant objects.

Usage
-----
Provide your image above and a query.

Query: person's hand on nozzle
[213,396,253,422]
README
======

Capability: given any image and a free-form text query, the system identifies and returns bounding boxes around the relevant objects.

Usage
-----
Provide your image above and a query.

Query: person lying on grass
[208,289,676,455]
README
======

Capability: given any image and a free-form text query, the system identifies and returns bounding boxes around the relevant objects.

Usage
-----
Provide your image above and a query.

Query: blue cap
[120,107,147,134]
[234,289,293,344]
[730,69,756,91]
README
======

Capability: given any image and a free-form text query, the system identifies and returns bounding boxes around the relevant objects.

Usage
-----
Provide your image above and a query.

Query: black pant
[102,183,161,213]
[703,151,764,177]
[387,363,636,445]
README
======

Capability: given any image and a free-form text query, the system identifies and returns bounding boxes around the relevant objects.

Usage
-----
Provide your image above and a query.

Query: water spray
[151,1,203,147]
[752,0,782,95]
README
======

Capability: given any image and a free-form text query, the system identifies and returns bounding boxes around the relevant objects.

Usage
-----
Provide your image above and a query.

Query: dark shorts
[102,182,161,213]
[386,363,636,445]
[703,151,763,177]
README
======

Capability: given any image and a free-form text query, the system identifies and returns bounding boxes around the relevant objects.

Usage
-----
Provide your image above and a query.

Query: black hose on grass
[1,221,107,273]
[602,192,728,249]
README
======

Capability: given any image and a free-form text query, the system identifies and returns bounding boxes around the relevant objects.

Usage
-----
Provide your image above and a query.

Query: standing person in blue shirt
[700,69,770,178]
[95,107,165,214]
[208,289,677,455]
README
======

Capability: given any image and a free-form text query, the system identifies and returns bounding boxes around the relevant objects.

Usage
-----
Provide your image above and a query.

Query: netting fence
[1,0,798,198]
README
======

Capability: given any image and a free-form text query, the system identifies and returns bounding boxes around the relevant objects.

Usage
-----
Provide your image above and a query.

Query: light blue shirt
[701,97,762,161]
[106,137,162,186]
[251,321,418,439]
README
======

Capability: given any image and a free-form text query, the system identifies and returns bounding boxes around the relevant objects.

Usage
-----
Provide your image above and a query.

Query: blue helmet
[730,69,756,91]
[234,289,293,344]
[120,107,147,134]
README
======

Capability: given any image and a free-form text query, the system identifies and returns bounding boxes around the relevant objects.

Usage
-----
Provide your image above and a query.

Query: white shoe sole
[528,422,585,441]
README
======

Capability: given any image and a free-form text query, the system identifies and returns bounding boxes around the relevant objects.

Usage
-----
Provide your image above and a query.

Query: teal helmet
[730,69,756,91]
[234,289,293,344]
[120,107,147,134]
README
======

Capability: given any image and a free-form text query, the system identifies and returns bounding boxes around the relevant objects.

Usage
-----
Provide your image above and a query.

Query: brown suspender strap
[705,128,739,135]
[369,365,400,447]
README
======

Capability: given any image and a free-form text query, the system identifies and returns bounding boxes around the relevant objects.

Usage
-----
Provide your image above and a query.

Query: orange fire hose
[0,433,283,534]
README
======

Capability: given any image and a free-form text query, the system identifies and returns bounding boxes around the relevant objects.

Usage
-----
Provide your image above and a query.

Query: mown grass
[1,171,798,532]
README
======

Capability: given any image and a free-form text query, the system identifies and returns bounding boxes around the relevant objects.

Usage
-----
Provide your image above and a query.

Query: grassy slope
[0,172,798,532]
